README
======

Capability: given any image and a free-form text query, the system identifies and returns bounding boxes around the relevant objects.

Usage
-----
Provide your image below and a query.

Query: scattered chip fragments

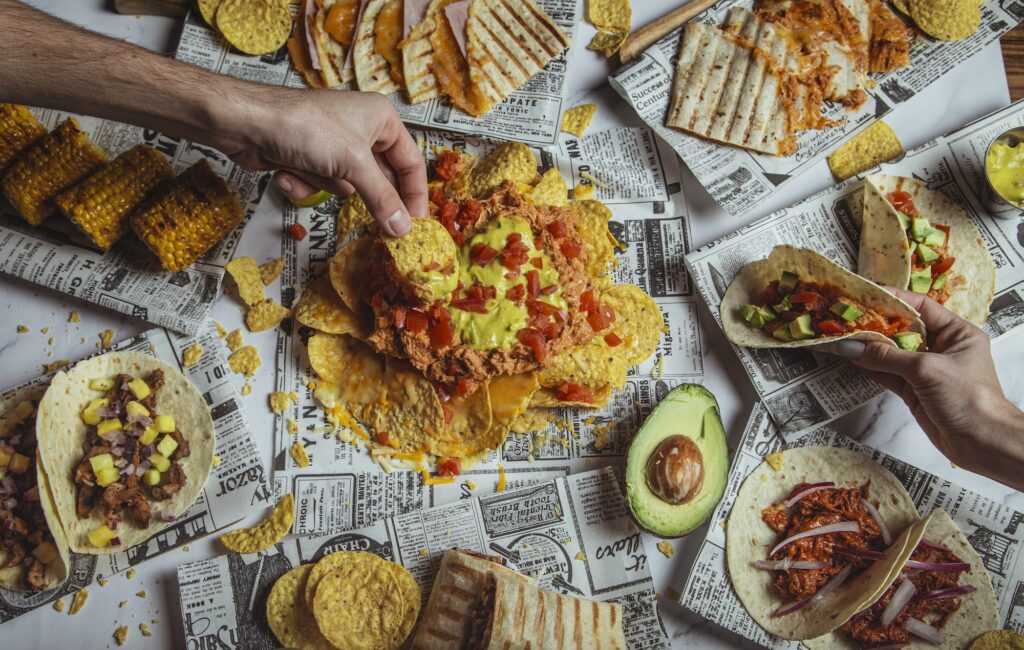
[139,623,152,638]
[259,257,285,285]
[226,257,265,306]
[99,329,114,349]
[294,275,367,336]
[900,0,980,41]
[214,321,227,338]
[228,345,262,377]
[828,120,904,180]
[69,588,89,615]
[656,540,675,558]
[270,391,291,413]
[226,329,244,352]
[182,343,203,367]
[212,454,221,466]
[215,0,292,56]
[765,451,785,471]
[561,103,597,137]
[53,599,65,612]
[126,568,136,579]
[68,310,80,323]
[219,493,295,553]
[42,359,69,374]
[16,325,28,333]
[113,625,128,646]
[527,168,569,207]
[288,418,299,434]
[289,442,311,468]
[246,298,291,332]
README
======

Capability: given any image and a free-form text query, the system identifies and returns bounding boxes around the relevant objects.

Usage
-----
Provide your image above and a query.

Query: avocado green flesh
[625,384,728,538]
[893,331,922,352]
[829,301,861,322]
[917,244,939,264]
[778,270,799,294]
[789,313,815,340]
[910,268,932,293]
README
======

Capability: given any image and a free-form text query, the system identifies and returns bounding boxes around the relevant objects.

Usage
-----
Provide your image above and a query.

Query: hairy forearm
[0,0,264,153]
[962,396,1024,492]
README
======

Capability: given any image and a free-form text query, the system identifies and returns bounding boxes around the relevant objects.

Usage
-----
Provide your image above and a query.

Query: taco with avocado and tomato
[36,352,215,554]
[722,245,927,353]
[859,175,996,326]
[0,386,70,592]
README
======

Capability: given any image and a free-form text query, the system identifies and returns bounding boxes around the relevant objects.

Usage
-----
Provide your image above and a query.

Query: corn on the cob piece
[55,144,173,250]
[130,159,244,272]
[0,103,46,172]
[1,118,106,225]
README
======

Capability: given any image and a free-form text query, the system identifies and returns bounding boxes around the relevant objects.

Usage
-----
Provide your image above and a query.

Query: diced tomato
[406,309,428,332]
[436,457,461,477]
[392,306,407,329]
[471,243,499,266]
[604,332,622,347]
[376,431,390,446]
[542,319,560,339]
[790,292,824,312]
[430,186,445,206]
[587,307,612,332]
[287,223,307,241]
[439,200,459,220]
[506,284,526,302]
[442,405,454,423]
[429,318,454,348]
[817,320,845,336]
[434,150,461,181]
[534,237,544,250]
[501,240,530,269]
[560,241,583,258]
[527,299,563,318]
[886,191,919,217]
[859,319,886,333]
[517,327,547,362]
[450,298,489,314]
[548,221,569,239]
[540,284,557,296]
[504,271,520,281]
[466,284,486,300]
[580,290,599,313]
[430,301,450,323]
[507,232,523,244]
[530,257,544,269]
[601,304,616,324]
[459,198,482,224]
[455,377,471,397]
[931,256,955,277]
[526,270,540,298]
[556,382,593,404]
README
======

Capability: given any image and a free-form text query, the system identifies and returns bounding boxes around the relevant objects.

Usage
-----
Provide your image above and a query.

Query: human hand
[216,88,426,237]
[835,288,1022,482]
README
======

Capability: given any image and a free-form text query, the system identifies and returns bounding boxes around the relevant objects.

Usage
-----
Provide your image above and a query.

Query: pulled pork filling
[762,484,884,601]
[841,545,967,647]
[0,403,59,590]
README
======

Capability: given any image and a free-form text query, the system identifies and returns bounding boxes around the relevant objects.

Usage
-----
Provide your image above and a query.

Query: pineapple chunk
[8,453,29,474]
[142,468,161,486]
[148,452,170,473]
[88,453,114,473]
[95,467,120,487]
[154,414,175,433]
[32,541,58,564]
[156,435,178,457]
[127,378,151,399]
[0,449,10,468]
[139,426,159,446]
[96,418,123,436]
[125,401,150,418]
[81,398,109,425]
[87,525,117,547]
[88,378,115,391]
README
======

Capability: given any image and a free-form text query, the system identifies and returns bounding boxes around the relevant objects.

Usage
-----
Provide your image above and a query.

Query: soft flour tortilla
[860,174,995,326]
[806,509,1001,649]
[726,446,921,640]
[0,386,70,593]
[37,352,215,555]
[353,0,401,93]
[721,244,926,352]
[401,0,445,103]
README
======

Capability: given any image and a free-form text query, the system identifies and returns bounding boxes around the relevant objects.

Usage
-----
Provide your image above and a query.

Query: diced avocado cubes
[910,218,931,242]
[96,418,123,436]
[156,435,178,458]
[87,525,118,547]
[154,414,176,433]
[127,378,151,400]
[896,211,911,230]
[923,227,947,248]
[778,270,799,294]
[829,301,862,322]
[789,313,816,340]
[908,241,918,257]
[7,453,29,474]
[893,331,923,352]
[741,304,776,328]
[917,244,940,264]
[139,426,159,446]
[772,326,794,342]
[148,452,170,473]
[95,467,120,487]
[89,453,114,473]
[143,469,161,486]
[80,398,109,426]
[910,267,933,293]
[88,378,114,391]
[125,401,150,418]
[773,295,792,314]
[32,541,58,564]
[932,272,949,291]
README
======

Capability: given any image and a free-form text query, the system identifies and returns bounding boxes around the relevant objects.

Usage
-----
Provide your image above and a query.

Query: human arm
[0,0,423,236]
[835,288,1024,491]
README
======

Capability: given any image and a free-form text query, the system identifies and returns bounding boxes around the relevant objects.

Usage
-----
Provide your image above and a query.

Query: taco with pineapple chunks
[0,386,70,592]
[859,174,996,327]
[722,245,927,353]
[36,351,215,554]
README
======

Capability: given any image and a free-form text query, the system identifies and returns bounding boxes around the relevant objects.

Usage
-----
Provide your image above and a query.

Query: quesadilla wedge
[0,387,70,593]
[37,352,215,554]
[401,0,444,103]
[722,245,927,352]
[859,174,995,326]
[354,0,402,94]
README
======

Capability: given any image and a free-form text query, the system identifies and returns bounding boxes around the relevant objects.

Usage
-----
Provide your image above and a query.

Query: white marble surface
[0,2,1021,648]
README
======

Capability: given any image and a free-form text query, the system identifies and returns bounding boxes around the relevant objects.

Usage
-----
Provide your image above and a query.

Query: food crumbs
[575,551,585,561]
[69,588,88,615]
[496,464,507,492]
[212,454,221,466]
[289,442,311,468]
[99,329,114,349]
[765,452,785,471]
[152,617,160,624]
[657,540,675,559]
[465,479,477,490]
[119,600,128,608]
[182,343,203,367]
[139,623,152,637]
[47,336,54,345]
[16,325,28,333]
[68,310,80,323]
[183,545,190,552]
[226,329,244,352]
[225,257,265,306]
[136,590,146,598]
[53,599,65,612]
[245,298,290,332]
[419,548,428,556]
[572,185,595,199]
[113,625,128,646]
[42,359,69,373]
[40,327,49,334]
[259,257,285,285]
[228,346,261,376]
[287,418,299,434]
[214,321,227,338]
[241,383,253,396]
[269,391,291,413]
[97,577,108,586]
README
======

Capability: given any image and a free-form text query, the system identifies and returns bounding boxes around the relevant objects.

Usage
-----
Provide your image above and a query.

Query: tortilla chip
[337,191,375,236]
[526,168,568,207]
[219,493,295,553]
[828,121,903,181]
[294,275,368,336]
[561,103,597,137]
[269,391,291,413]
[225,257,265,306]
[198,0,223,25]
[600,283,664,365]
[429,384,493,457]
[908,0,980,41]
[289,441,311,467]
[246,299,291,332]
[329,237,373,313]
[260,257,285,285]
[467,142,539,198]
[509,407,556,434]
[216,0,293,56]
[572,199,615,278]
[589,0,630,32]
[265,566,333,650]
[182,344,203,367]
[587,29,627,57]
[366,359,444,452]
[228,345,261,376]
[226,329,244,352]
[307,334,387,409]
[384,217,459,302]
[311,558,405,650]
[353,0,401,93]
[538,337,629,391]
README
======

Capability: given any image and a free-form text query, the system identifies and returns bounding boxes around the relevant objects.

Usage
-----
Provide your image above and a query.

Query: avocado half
[624,384,728,538]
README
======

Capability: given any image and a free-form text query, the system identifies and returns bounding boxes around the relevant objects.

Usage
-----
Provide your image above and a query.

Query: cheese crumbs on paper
[214,321,227,338]
[99,329,114,349]
[212,454,221,466]
[289,442,311,468]
[126,568,136,579]
[656,540,675,558]
[269,391,291,413]
[139,623,152,637]
[69,588,88,615]
[229,346,261,377]
[561,104,597,137]
[113,625,128,646]
[16,325,28,333]
[182,343,203,367]
[241,383,253,396]
[68,310,80,323]
[226,329,244,352]
[53,599,65,612]
[97,577,108,586]
[765,451,785,471]
[287,418,299,434]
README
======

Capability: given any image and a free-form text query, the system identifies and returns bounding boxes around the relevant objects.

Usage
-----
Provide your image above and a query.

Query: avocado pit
[645,435,704,505]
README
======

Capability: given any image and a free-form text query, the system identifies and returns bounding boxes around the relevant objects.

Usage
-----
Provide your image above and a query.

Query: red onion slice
[834,545,885,561]
[753,559,831,571]
[918,538,950,553]
[904,560,971,572]
[770,521,860,557]
[881,579,917,626]
[783,482,835,508]
[772,564,853,617]
[3,498,16,511]
[912,585,976,603]
[861,498,892,545]
[903,617,945,644]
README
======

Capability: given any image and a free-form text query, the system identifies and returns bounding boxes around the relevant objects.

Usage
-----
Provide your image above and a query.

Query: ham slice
[403,0,433,39]
[443,0,470,58]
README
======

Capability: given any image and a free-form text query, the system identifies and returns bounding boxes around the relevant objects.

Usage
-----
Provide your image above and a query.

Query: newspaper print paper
[0,108,269,336]
[0,326,271,626]
[680,402,1024,647]
[608,0,1024,217]
[684,99,1024,441]
[174,0,581,147]
[176,467,669,649]
[270,126,704,535]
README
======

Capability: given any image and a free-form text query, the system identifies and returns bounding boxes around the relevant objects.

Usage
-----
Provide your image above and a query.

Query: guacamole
[986,140,1024,207]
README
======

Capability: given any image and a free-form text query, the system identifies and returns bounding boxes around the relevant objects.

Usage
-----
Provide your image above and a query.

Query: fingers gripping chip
[219,493,294,553]
[266,566,334,650]
[828,120,904,181]
[294,275,368,336]
[216,0,293,55]
[526,168,569,207]
[385,217,459,302]
[337,191,376,236]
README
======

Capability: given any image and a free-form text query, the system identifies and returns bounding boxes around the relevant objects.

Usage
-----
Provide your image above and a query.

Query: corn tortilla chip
[226,329,244,352]
[526,168,568,207]
[828,121,903,181]
[228,345,261,376]
[308,334,387,405]
[587,29,627,57]
[289,442,311,467]
[385,217,458,302]
[367,359,444,452]
[216,0,292,55]
[259,257,285,285]
[561,103,597,137]
[538,338,629,391]
[572,199,615,278]
[467,142,539,198]
[600,283,664,366]
[589,0,630,31]
[246,298,291,332]
[337,191,375,235]
[329,237,373,313]
[304,551,383,611]
[269,391,291,413]
[266,565,333,650]
[225,257,265,306]
[311,560,405,650]
[429,383,493,457]
[219,493,294,553]
[182,343,203,367]
[294,275,368,336]
[198,0,223,25]
[909,0,980,41]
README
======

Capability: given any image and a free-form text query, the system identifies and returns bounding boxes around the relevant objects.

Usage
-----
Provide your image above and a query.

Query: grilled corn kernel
[0,103,46,171]
[55,144,173,250]
[130,159,244,272]
[1,118,106,225]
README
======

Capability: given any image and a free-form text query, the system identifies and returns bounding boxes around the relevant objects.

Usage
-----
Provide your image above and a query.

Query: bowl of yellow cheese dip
[983,126,1024,217]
